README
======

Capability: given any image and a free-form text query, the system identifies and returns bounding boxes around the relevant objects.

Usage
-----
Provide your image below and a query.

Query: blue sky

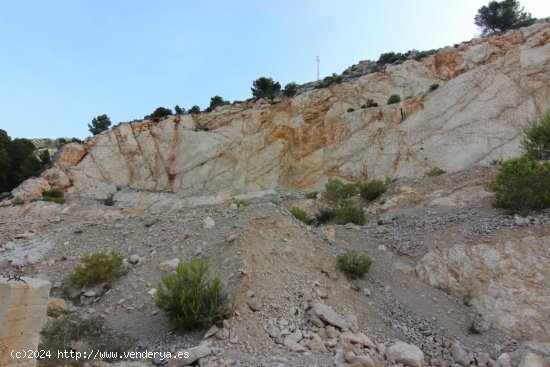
[1,0,548,139]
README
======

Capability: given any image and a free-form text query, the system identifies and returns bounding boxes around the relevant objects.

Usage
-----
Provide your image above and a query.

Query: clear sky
[1,0,548,139]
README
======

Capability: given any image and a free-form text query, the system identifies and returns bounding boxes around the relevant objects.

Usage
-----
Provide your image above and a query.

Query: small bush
[429,83,440,91]
[103,194,114,206]
[522,110,550,160]
[42,189,66,204]
[314,207,333,225]
[337,250,372,279]
[485,155,550,215]
[88,114,111,136]
[251,77,281,100]
[43,189,63,198]
[146,107,173,120]
[317,73,344,88]
[357,179,387,201]
[325,178,357,202]
[290,207,307,222]
[69,251,126,287]
[283,82,298,97]
[38,314,132,367]
[366,99,378,107]
[425,166,446,177]
[387,94,401,105]
[156,259,230,331]
[347,108,355,113]
[174,105,185,115]
[305,191,318,199]
[232,198,249,208]
[205,95,230,112]
[12,197,25,205]
[188,105,201,114]
[329,198,365,225]
[39,149,51,165]
[377,52,403,66]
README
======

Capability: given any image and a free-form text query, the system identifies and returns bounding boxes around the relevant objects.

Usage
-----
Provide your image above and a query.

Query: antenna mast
[316,55,320,81]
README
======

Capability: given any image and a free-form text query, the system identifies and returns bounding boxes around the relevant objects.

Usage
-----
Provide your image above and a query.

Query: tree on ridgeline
[474,0,535,35]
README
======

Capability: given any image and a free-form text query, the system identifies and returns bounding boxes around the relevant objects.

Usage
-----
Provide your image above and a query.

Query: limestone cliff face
[17,23,550,199]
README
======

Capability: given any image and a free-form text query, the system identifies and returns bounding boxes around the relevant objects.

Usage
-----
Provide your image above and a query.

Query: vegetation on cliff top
[0,129,43,193]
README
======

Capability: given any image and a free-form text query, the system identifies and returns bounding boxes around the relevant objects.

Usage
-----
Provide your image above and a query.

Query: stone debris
[159,258,180,272]
[310,303,349,331]
[386,341,425,367]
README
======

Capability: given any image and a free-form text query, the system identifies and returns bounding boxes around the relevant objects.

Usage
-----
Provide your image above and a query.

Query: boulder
[450,342,473,366]
[159,258,180,272]
[311,303,349,330]
[386,341,424,367]
[518,353,550,367]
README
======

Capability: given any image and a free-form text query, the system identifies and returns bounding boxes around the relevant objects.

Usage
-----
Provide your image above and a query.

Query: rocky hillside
[1,22,550,367]
[9,22,550,201]
[1,166,549,366]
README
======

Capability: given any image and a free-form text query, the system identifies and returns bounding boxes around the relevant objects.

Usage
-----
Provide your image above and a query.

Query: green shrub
[522,110,550,160]
[43,189,63,198]
[88,114,111,135]
[317,73,344,88]
[387,94,401,105]
[366,99,378,107]
[429,83,440,91]
[103,194,114,206]
[305,191,318,199]
[337,250,372,279]
[314,207,333,225]
[474,0,535,36]
[377,52,403,66]
[329,198,365,225]
[290,207,307,222]
[156,259,230,331]
[347,108,355,113]
[283,82,298,97]
[39,149,51,165]
[357,179,387,201]
[42,189,66,204]
[188,105,201,114]
[12,197,25,205]
[205,95,230,112]
[38,314,132,367]
[425,166,446,177]
[0,130,42,193]
[146,107,173,120]
[174,105,185,115]
[69,251,126,287]
[232,198,249,208]
[251,77,281,100]
[485,155,550,215]
[324,178,357,201]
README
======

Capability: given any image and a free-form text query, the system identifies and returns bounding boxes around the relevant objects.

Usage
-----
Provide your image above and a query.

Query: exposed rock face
[16,23,550,200]
[0,277,51,367]
[416,235,550,353]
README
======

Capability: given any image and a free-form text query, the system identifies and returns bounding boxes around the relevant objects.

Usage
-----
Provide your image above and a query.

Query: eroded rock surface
[417,235,550,353]
[14,23,550,200]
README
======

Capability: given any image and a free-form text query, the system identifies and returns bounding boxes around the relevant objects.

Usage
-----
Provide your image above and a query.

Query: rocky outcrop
[14,23,550,200]
[416,235,550,353]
